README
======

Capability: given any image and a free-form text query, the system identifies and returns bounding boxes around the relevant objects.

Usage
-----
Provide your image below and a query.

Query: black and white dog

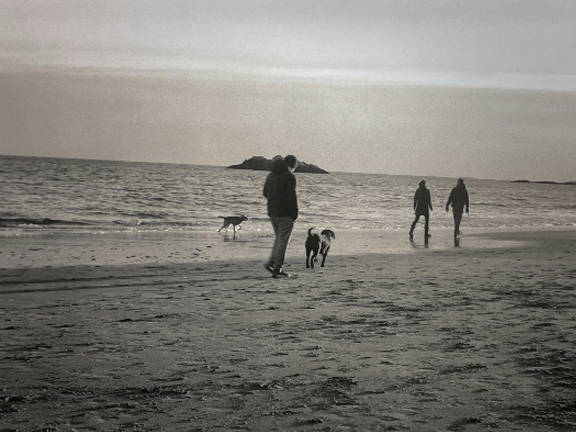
[305,227,336,268]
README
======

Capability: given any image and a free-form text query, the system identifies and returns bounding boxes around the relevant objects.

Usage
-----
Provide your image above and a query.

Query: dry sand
[1,228,576,431]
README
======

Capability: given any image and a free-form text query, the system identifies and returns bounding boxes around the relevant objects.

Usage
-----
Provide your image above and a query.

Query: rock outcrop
[228,156,329,174]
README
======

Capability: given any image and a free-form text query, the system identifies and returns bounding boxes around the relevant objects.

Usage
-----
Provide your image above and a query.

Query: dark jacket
[414,186,433,214]
[446,184,469,213]
[263,158,298,220]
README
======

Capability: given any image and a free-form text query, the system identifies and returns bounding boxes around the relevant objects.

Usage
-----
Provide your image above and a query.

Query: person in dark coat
[446,178,470,237]
[409,180,433,240]
[263,155,299,278]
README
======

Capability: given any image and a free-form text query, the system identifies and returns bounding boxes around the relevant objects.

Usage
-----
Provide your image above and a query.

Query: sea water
[1,155,575,236]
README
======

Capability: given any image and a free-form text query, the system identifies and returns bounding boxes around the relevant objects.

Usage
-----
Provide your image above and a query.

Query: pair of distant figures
[409,178,470,240]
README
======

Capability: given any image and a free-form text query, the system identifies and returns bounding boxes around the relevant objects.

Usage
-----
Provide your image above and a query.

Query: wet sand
[1,228,576,431]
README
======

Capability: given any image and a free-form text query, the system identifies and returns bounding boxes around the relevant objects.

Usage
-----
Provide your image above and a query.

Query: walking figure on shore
[263,155,299,278]
[409,180,433,241]
[446,178,469,237]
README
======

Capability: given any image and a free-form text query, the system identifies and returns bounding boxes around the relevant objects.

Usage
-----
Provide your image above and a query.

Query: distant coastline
[512,179,576,186]
[227,156,329,174]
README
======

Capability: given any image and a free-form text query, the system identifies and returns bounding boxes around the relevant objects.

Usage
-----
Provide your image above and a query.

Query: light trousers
[268,216,294,270]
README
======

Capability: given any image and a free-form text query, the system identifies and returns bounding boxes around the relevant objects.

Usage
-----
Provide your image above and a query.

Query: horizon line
[2,153,575,185]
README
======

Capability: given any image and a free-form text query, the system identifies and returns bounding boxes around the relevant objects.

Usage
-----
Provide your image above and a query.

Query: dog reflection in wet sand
[305,227,336,268]
[217,215,248,234]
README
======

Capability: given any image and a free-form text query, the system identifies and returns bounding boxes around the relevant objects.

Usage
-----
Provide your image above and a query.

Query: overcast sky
[1,0,576,181]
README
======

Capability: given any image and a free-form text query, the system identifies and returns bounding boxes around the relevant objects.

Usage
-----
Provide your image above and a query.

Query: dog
[217,215,248,233]
[305,227,336,268]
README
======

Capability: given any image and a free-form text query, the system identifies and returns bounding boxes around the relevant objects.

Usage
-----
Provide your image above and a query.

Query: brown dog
[305,227,336,268]
[217,215,248,233]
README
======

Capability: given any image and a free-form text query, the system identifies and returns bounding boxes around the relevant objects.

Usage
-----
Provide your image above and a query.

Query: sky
[1,0,576,181]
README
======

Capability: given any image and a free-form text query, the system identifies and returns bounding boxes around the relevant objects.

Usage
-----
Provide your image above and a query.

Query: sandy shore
[1,228,576,431]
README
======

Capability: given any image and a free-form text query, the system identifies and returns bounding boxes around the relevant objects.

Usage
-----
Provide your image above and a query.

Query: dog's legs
[306,248,318,268]
[320,246,330,267]
[217,224,227,232]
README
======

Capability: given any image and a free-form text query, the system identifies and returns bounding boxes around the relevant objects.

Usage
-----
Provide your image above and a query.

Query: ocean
[1,155,575,236]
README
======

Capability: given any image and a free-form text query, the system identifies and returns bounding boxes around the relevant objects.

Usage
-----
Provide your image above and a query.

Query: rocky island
[228,156,329,174]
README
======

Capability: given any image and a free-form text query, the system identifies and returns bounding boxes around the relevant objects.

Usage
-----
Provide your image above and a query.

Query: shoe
[272,269,291,278]
[264,263,274,274]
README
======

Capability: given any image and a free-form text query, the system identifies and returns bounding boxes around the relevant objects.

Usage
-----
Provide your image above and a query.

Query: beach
[1,228,576,431]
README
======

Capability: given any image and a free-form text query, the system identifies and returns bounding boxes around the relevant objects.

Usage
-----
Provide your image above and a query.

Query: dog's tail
[308,227,315,238]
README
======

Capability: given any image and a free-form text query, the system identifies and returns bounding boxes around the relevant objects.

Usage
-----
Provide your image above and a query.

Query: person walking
[263,155,299,278]
[446,178,469,237]
[409,180,433,240]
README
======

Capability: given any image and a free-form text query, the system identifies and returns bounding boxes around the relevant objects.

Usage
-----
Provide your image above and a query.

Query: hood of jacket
[271,157,290,174]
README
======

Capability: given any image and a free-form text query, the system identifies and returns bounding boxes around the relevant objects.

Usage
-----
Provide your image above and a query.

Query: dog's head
[321,229,335,240]
[240,215,248,222]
